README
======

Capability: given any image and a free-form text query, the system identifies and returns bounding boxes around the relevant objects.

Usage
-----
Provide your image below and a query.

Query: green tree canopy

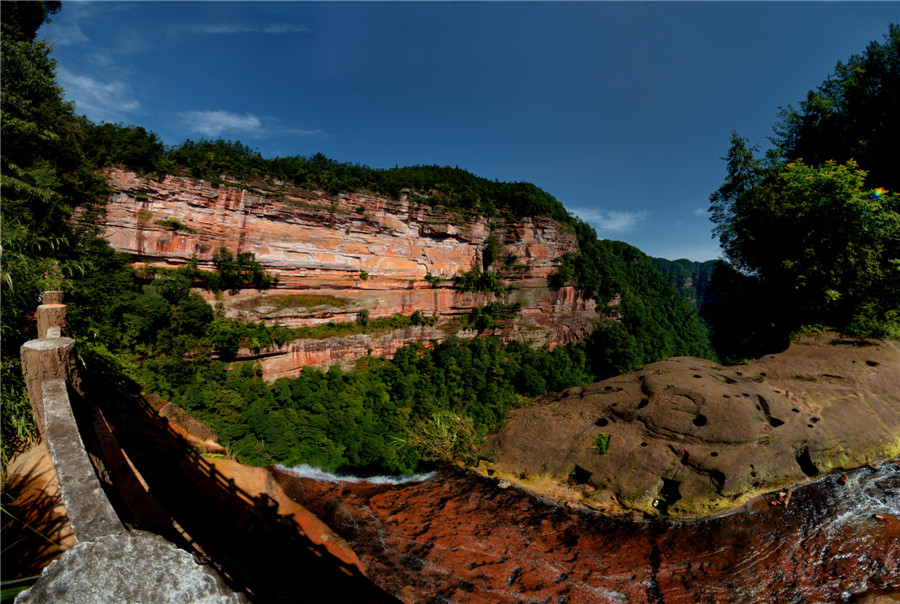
[772,24,899,191]
[710,136,899,338]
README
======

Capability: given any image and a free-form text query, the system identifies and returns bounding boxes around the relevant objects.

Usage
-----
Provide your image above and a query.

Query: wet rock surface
[275,462,900,603]
[481,333,900,518]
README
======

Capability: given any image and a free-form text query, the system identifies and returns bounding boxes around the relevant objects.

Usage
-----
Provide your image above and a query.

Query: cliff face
[99,169,599,375]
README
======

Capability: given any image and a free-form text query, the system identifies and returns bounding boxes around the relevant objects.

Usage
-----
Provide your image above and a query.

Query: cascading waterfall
[279,464,436,485]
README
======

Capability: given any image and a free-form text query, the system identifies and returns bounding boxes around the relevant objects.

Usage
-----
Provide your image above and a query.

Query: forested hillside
[1,2,715,473]
[650,258,717,313]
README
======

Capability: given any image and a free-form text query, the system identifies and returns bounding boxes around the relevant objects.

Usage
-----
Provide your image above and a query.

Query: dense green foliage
[650,258,717,313]
[1,0,104,463]
[707,24,900,357]
[80,127,574,223]
[772,24,899,191]
[574,239,717,378]
[709,140,899,346]
[80,120,165,174]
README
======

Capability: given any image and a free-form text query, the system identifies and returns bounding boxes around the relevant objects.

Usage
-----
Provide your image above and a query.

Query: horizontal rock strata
[97,169,599,373]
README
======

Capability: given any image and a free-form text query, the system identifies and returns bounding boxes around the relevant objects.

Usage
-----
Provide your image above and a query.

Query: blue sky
[41,2,897,261]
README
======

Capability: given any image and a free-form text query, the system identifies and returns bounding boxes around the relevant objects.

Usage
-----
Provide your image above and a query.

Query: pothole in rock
[769,417,785,428]
[570,465,592,485]
[637,398,649,409]
[795,446,819,477]
[595,418,609,427]
[866,360,880,367]
[657,478,682,513]
[692,414,708,427]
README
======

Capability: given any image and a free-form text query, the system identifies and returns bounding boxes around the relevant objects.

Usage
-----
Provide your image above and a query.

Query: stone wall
[16,292,246,603]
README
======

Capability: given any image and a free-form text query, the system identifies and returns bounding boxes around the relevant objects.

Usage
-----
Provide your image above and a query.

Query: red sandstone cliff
[96,169,599,376]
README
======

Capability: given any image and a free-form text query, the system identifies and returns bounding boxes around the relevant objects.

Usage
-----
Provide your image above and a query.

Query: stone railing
[16,291,245,602]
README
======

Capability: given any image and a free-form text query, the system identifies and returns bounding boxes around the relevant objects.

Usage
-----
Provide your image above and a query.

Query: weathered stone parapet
[20,337,83,437]
[17,293,248,603]
[41,379,125,542]
[16,530,247,603]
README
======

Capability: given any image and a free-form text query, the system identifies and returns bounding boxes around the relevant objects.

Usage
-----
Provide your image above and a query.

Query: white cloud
[693,207,707,216]
[57,67,140,122]
[181,110,264,138]
[191,24,259,35]
[570,208,650,233]
[180,110,327,139]
[42,22,89,46]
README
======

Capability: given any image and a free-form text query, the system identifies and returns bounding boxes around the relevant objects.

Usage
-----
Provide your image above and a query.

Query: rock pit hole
[570,465,592,485]
[658,478,682,511]
[795,446,819,477]
[692,414,708,427]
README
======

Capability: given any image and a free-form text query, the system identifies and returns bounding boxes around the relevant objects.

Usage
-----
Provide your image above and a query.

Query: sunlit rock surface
[480,333,900,518]
[97,169,599,375]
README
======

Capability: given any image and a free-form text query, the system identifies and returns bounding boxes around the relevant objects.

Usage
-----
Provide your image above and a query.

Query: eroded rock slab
[481,333,900,518]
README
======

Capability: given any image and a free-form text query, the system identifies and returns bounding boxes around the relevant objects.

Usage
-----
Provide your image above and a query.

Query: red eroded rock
[96,170,600,376]
[272,464,900,603]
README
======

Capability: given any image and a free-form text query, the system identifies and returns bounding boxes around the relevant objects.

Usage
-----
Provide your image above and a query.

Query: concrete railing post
[37,290,67,339]
[20,337,83,438]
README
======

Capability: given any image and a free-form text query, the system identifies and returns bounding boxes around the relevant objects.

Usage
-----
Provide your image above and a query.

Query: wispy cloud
[181,110,264,138]
[42,22,89,46]
[189,23,309,35]
[570,208,650,233]
[263,24,310,34]
[180,109,326,139]
[57,67,140,122]
[692,207,707,216]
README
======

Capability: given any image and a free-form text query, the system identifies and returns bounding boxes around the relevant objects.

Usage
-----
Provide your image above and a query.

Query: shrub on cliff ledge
[399,410,478,466]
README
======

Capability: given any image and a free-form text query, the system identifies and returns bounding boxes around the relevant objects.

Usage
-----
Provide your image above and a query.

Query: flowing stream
[275,461,900,603]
